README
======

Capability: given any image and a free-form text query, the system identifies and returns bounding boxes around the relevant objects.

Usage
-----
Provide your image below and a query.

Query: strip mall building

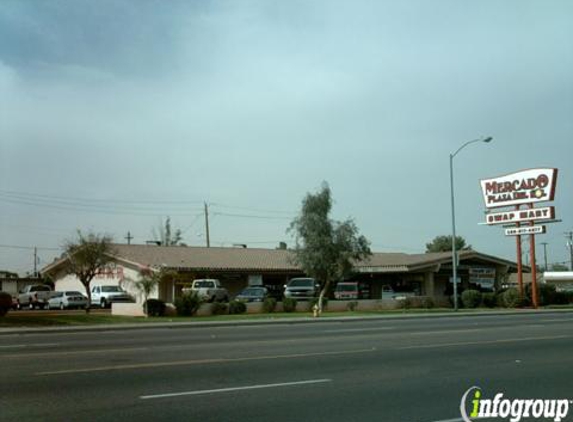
[42,244,522,305]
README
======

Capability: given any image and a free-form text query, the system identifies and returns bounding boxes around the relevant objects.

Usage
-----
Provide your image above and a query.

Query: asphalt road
[1,313,573,422]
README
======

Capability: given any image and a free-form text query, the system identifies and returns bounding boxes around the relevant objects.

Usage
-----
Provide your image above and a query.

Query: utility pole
[541,242,549,271]
[33,247,38,278]
[204,202,211,248]
[566,232,573,271]
[125,231,134,245]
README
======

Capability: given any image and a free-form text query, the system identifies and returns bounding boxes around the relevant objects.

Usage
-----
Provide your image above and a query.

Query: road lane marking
[540,318,573,323]
[397,335,570,350]
[36,347,376,376]
[408,328,487,336]
[140,379,332,400]
[5,347,148,359]
[0,343,60,349]
[324,327,395,333]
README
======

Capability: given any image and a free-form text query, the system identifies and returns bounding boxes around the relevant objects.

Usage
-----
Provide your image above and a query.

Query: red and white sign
[480,168,558,209]
[505,226,546,236]
[484,206,555,225]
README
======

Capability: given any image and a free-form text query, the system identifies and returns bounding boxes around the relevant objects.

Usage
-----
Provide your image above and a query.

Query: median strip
[140,379,333,400]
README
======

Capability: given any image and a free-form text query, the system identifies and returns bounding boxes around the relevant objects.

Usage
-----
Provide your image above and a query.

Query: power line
[0,244,62,251]
[0,189,204,205]
[0,194,204,216]
[212,212,292,220]
[210,202,296,216]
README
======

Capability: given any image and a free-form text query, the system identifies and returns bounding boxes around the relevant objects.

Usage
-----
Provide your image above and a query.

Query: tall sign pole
[515,208,524,298]
[529,204,539,307]
[480,168,559,309]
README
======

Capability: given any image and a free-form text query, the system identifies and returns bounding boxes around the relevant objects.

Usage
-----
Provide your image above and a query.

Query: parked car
[283,278,320,300]
[16,284,53,310]
[90,285,135,308]
[182,279,229,302]
[235,286,269,302]
[334,281,370,300]
[381,285,417,300]
[48,291,88,310]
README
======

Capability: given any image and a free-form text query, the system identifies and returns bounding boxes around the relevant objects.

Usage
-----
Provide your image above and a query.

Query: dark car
[235,287,269,302]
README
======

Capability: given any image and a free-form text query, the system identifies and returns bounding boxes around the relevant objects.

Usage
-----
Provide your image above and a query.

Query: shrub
[0,292,12,317]
[263,297,277,313]
[347,301,358,311]
[211,302,228,315]
[228,300,247,315]
[526,283,556,306]
[461,290,482,309]
[282,297,297,313]
[396,296,434,309]
[448,295,463,308]
[502,288,521,308]
[482,292,497,308]
[421,297,435,309]
[145,299,166,317]
[553,291,572,305]
[396,297,411,309]
[174,291,202,316]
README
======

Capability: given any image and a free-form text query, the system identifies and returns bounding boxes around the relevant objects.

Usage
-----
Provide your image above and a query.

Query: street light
[450,136,493,311]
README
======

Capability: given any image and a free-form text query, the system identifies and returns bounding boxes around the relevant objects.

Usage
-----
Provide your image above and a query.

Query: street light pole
[449,136,492,311]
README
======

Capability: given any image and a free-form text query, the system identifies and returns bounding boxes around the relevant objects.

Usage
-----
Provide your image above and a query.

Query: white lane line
[140,379,332,400]
[408,328,486,336]
[37,347,376,376]
[6,347,148,359]
[541,318,573,323]
[324,327,395,333]
[397,335,570,350]
[0,343,60,349]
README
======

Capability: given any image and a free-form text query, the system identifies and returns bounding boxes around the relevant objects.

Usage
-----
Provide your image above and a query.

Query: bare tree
[64,231,115,314]
[153,217,184,246]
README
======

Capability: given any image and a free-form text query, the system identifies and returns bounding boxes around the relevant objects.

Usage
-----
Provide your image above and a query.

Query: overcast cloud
[1,0,572,274]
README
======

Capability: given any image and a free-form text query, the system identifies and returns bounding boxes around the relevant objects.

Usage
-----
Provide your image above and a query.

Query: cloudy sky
[1,0,572,275]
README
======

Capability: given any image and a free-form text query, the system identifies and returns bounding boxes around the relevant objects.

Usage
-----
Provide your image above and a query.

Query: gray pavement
[1,312,573,422]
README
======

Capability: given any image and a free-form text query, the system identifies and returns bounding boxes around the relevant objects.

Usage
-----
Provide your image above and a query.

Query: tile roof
[42,245,519,275]
[111,244,298,271]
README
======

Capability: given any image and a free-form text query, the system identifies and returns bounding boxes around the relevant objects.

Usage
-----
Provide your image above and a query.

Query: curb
[1,308,572,336]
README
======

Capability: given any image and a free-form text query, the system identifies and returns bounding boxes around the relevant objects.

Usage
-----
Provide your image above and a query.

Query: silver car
[48,291,88,310]
[283,278,320,300]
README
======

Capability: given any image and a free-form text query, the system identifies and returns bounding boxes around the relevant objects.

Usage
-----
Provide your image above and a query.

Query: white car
[90,285,135,308]
[48,291,89,310]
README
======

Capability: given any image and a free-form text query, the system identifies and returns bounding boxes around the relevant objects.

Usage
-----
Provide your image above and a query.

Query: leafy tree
[289,182,371,315]
[425,235,471,253]
[64,231,115,313]
[130,266,174,316]
[153,217,184,246]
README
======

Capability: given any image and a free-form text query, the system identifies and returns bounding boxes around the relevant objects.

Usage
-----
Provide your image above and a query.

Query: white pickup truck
[17,285,53,310]
[183,279,229,303]
[90,285,135,308]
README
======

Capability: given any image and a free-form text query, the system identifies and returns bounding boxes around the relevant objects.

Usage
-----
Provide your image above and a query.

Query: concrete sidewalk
[1,308,572,335]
